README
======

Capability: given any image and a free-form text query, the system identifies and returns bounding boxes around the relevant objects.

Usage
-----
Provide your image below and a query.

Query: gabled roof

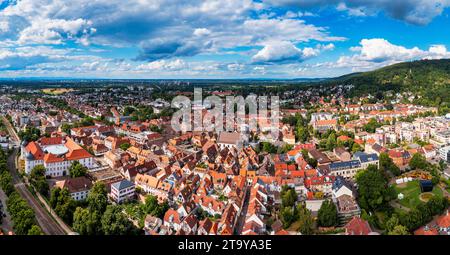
[332,176,352,192]
[345,216,372,235]
[55,176,92,193]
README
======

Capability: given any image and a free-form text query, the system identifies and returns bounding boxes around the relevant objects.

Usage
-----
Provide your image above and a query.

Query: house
[334,147,351,162]
[313,119,337,132]
[217,132,242,150]
[353,152,379,169]
[110,179,136,203]
[180,214,198,234]
[308,149,332,165]
[144,215,163,235]
[134,173,171,202]
[388,149,411,168]
[336,194,361,225]
[328,160,363,179]
[54,176,92,201]
[197,218,217,235]
[332,176,353,200]
[344,216,377,235]
[163,208,182,231]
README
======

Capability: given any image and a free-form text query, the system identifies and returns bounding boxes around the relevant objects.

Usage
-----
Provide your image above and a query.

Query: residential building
[110,179,136,203]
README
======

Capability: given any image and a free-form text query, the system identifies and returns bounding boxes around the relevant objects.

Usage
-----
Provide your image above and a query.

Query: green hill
[329,59,450,112]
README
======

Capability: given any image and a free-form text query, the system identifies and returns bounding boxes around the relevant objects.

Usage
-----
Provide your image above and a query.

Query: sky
[0,0,450,79]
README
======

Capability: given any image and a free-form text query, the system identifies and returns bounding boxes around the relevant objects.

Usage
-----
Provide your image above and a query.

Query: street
[234,187,251,234]
[0,188,13,234]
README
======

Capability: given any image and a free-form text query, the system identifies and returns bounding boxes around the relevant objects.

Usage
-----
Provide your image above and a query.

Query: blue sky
[0,0,450,79]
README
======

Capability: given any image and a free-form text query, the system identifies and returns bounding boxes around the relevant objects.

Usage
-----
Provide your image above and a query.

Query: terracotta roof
[217,132,240,145]
[414,226,439,235]
[315,119,337,126]
[436,211,450,228]
[345,216,372,235]
[164,208,181,224]
[40,137,64,146]
[25,141,44,160]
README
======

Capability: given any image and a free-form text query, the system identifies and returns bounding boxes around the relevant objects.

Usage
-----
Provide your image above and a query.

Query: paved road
[0,188,13,234]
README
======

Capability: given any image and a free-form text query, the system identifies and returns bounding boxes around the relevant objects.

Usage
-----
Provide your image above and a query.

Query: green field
[394,180,443,209]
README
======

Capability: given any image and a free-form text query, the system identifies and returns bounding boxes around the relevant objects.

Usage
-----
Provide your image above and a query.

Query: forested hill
[329,59,450,111]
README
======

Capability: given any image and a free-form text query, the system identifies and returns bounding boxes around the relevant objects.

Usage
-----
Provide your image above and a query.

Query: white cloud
[252,40,328,64]
[137,59,187,71]
[193,28,211,37]
[330,38,450,71]
[227,63,245,71]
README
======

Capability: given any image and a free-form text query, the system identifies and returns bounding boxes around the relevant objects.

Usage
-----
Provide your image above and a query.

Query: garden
[393,180,443,210]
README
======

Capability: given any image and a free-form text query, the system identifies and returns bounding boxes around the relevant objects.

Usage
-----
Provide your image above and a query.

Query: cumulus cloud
[252,41,329,64]
[332,38,450,71]
[265,0,450,25]
[17,18,95,45]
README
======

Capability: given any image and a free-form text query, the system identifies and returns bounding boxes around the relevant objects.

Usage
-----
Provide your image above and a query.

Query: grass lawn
[394,180,443,209]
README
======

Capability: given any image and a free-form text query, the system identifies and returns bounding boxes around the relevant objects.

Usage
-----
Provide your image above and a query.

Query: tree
[18,127,41,142]
[49,187,77,225]
[0,171,15,196]
[119,143,131,151]
[261,142,277,154]
[296,203,314,235]
[317,200,338,227]
[379,152,401,176]
[385,215,400,232]
[388,225,410,235]
[409,153,428,170]
[72,207,102,235]
[355,165,395,211]
[363,118,382,133]
[101,205,135,235]
[281,186,297,208]
[351,143,363,153]
[326,133,337,151]
[29,165,49,196]
[5,191,39,234]
[27,225,44,235]
[295,126,310,143]
[87,182,108,214]
[280,206,296,228]
[68,161,88,178]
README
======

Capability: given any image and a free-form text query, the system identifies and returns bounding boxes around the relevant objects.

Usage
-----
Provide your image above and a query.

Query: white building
[55,176,93,201]
[439,145,450,162]
[21,137,94,177]
[110,179,136,203]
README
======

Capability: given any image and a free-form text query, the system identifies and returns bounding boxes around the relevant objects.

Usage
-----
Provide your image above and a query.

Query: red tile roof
[345,216,372,235]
